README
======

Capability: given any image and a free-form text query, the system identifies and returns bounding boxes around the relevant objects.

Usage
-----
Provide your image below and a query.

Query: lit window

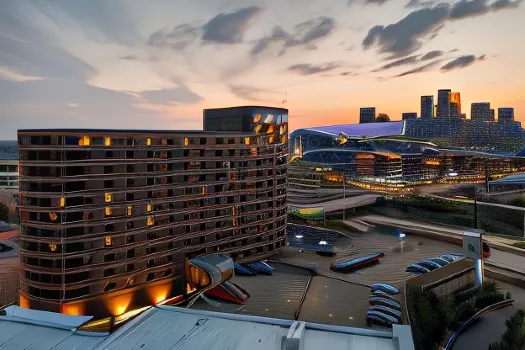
[184,138,189,146]
[202,186,206,195]
[147,216,154,226]
[269,136,275,144]
[60,197,65,207]
[267,125,275,134]
[105,207,112,216]
[244,137,250,145]
[255,125,262,133]
[104,137,111,146]
[49,242,57,252]
[281,135,288,144]
[79,135,91,146]
[161,138,167,145]
[49,212,58,221]
[264,114,274,124]
[105,236,112,246]
[146,203,152,212]
[146,137,151,146]
[127,206,132,216]
[105,193,112,203]
[253,114,262,123]
[250,148,257,156]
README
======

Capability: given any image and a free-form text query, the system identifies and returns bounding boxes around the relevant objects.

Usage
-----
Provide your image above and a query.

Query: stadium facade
[290,121,525,184]
[17,106,288,318]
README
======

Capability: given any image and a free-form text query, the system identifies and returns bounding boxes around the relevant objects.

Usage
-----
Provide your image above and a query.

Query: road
[289,194,382,213]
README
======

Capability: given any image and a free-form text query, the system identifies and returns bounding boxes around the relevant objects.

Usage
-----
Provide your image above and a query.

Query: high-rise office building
[449,92,461,118]
[471,103,494,122]
[402,113,418,121]
[420,96,434,119]
[17,106,288,318]
[360,107,376,124]
[437,89,451,119]
[498,108,515,123]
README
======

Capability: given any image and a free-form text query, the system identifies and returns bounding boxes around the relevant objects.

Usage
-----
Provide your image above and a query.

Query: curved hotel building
[17,106,288,318]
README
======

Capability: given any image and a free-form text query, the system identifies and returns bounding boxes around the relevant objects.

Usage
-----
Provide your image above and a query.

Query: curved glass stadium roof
[304,121,405,138]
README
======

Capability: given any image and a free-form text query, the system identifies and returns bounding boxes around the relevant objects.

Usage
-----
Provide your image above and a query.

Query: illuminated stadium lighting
[448,172,458,177]
[319,240,328,245]
[295,235,304,239]
[398,232,406,239]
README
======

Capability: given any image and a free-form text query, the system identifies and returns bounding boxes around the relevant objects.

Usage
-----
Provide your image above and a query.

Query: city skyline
[1,0,524,139]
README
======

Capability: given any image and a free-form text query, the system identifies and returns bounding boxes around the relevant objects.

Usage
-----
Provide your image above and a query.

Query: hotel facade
[17,106,288,318]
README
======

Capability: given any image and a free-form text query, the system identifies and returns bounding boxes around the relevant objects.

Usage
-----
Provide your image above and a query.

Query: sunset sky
[1,0,524,139]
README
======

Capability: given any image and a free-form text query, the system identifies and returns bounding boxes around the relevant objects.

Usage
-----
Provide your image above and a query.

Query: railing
[442,299,514,350]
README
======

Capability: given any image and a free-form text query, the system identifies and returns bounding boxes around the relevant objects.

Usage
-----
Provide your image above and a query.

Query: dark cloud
[395,60,441,77]
[0,7,96,81]
[202,7,262,44]
[421,50,444,60]
[288,62,341,76]
[440,55,486,72]
[364,0,522,58]
[252,17,336,56]
[362,5,450,58]
[406,0,438,7]
[120,55,138,60]
[491,0,524,10]
[449,0,491,19]
[348,0,392,5]
[148,24,200,50]
[139,84,203,105]
[372,55,420,72]
[449,0,523,19]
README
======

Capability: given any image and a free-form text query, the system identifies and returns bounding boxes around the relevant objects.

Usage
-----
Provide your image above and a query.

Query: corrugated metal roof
[0,305,413,350]
[305,122,405,138]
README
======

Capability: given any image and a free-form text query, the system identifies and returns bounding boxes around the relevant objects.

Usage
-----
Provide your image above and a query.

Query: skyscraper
[471,103,494,122]
[498,108,515,123]
[437,89,451,118]
[360,107,376,124]
[402,112,418,121]
[420,96,434,119]
[449,92,461,118]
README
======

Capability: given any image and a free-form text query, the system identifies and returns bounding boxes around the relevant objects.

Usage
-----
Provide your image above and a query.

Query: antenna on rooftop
[282,92,287,105]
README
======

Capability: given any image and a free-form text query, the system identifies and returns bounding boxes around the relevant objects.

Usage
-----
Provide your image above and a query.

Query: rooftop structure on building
[402,113,418,121]
[17,106,289,319]
[0,305,415,350]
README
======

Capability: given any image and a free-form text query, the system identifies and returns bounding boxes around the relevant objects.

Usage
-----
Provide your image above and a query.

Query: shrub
[0,202,9,222]
[488,309,525,350]
[513,242,525,250]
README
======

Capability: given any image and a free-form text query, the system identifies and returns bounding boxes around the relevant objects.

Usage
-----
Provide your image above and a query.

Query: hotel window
[147,216,154,226]
[60,197,65,207]
[79,135,91,146]
[146,137,152,146]
[105,193,112,203]
[105,207,112,216]
[104,137,111,146]
[105,236,112,246]
[146,203,152,212]
[244,137,250,145]
[127,206,133,216]
[184,138,189,146]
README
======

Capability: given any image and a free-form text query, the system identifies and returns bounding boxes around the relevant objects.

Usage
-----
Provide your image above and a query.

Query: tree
[489,309,525,350]
[0,202,9,222]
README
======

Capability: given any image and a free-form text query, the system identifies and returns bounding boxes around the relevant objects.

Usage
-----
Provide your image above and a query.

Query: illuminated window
[253,114,262,123]
[269,136,275,144]
[184,138,189,146]
[255,125,262,133]
[244,137,250,145]
[250,148,257,156]
[202,186,206,195]
[49,212,58,221]
[280,125,287,135]
[147,216,154,226]
[49,242,57,252]
[105,193,112,203]
[161,138,167,145]
[146,137,151,146]
[105,236,112,246]
[281,135,288,144]
[267,125,275,134]
[105,207,112,216]
[60,197,65,207]
[79,135,91,146]
[105,137,111,146]
[264,114,274,124]
[127,206,133,216]
[146,203,152,212]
